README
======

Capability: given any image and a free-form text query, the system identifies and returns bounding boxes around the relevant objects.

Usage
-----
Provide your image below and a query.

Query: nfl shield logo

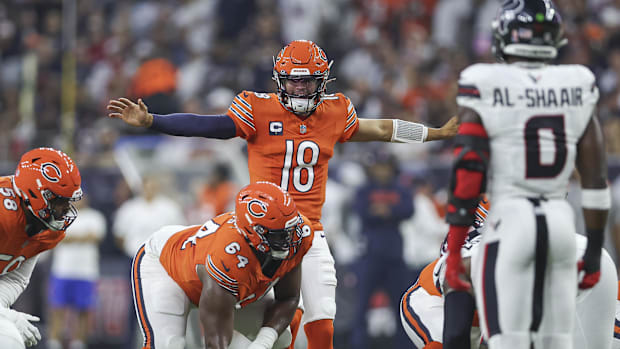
[300,124,307,134]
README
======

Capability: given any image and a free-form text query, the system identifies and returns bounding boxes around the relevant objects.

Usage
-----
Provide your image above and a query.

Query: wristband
[252,326,278,348]
[391,119,428,143]
[581,187,611,210]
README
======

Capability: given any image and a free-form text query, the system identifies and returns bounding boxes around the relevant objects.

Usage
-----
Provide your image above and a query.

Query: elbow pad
[446,123,489,227]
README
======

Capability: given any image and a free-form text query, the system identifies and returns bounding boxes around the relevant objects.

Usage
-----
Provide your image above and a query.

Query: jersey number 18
[281,140,320,192]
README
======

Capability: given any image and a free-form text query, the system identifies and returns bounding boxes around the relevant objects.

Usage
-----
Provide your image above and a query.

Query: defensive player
[0,147,82,348]
[131,181,314,349]
[444,1,610,348]
[401,200,617,349]
[108,39,458,348]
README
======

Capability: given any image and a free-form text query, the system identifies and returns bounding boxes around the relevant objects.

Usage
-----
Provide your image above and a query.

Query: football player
[131,181,314,349]
[444,0,609,348]
[107,39,459,349]
[0,147,82,348]
[401,198,617,349]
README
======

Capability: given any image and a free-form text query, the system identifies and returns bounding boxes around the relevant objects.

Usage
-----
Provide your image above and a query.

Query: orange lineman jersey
[226,91,359,228]
[0,176,66,275]
[159,212,314,308]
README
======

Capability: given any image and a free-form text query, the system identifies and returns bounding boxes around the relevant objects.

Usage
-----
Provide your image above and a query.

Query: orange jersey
[227,91,359,227]
[0,176,65,275]
[159,212,314,307]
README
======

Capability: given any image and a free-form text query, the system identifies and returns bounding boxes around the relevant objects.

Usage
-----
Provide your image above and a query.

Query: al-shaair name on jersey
[490,85,584,108]
[456,63,599,199]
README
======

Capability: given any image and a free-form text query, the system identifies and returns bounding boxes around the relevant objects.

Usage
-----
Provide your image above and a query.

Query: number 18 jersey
[457,63,599,199]
[226,91,359,227]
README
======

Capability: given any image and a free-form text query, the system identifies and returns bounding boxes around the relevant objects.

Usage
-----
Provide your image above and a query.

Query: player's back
[457,63,598,200]
[0,176,65,274]
[226,91,358,226]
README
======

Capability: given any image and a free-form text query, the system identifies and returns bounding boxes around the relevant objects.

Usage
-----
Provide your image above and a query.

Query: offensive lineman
[443,1,610,348]
[131,181,314,349]
[108,39,458,349]
[0,148,82,348]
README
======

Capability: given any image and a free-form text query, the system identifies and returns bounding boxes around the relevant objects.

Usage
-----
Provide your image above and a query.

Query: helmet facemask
[16,179,83,231]
[273,63,333,115]
[252,214,301,259]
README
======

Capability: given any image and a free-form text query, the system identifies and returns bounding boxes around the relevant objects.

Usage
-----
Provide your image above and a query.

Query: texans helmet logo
[247,199,267,218]
[41,163,62,183]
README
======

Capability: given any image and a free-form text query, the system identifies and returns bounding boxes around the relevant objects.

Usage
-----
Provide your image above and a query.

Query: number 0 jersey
[226,91,359,227]
[159,212,314,308]
[457,63,599,199]
[0,176,66,275]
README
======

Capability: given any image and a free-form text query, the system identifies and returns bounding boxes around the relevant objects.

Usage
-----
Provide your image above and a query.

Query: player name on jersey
[492,87,583,108]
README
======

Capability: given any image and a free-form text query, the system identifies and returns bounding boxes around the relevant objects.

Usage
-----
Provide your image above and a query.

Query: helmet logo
[41,163,62,183]
[247,199,267,218]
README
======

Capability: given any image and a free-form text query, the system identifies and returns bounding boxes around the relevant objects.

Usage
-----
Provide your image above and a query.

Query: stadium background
[1,0,620,348]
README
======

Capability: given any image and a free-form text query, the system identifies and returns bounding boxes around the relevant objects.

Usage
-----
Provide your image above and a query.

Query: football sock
[304,319,334,349]
[286,308,304,349]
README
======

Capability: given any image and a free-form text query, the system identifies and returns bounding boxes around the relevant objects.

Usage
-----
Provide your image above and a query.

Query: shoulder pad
[459,63,496,85]
[253,92,271,99]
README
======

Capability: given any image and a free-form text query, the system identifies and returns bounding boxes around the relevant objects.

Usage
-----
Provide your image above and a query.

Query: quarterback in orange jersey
[131,181,314,349]
[108,39,458,349]
[0,147,82,349]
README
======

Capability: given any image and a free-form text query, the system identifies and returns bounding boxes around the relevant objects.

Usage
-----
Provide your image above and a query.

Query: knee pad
[165,335,185,349]
[0,316,24,349]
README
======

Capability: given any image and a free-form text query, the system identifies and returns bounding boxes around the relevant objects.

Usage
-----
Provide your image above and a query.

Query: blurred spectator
[349,149,414,349]
[401,178,447,274]
[131,57,180,115]
[186,162,237,223]
[113,175,186,258]
[47,196,106,349]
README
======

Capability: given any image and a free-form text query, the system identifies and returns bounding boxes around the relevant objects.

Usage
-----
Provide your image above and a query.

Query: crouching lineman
[401,197,617,349]
[131,181,314,349]
[0,148,82,349]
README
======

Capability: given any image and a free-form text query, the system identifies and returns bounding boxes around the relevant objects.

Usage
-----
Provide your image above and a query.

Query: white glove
[0,308,41,347]
[247,327,278,349]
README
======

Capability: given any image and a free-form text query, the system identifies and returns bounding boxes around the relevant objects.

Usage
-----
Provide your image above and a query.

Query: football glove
[0,308,41,347]
[446,252,471,291]
[577,259,600,289]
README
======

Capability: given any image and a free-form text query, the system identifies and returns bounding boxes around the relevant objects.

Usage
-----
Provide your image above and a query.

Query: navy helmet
[492,0,567,61]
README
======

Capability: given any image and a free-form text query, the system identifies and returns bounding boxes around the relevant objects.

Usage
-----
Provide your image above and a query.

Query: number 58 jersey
[457,63,599,199]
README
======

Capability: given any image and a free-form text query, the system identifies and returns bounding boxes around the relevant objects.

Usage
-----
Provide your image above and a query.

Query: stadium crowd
[1,0,620,348]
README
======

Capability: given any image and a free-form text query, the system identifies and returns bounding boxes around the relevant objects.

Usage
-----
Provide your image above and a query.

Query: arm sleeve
[150,113,237,139]
[0,256,38,308]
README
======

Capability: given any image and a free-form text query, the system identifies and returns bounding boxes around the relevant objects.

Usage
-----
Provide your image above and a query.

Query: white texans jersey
[457,63,599,200]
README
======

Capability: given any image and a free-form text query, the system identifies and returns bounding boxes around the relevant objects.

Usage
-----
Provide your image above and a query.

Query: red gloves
[445,225,471,291]
[446,252,471,291]
[577,260,600,289]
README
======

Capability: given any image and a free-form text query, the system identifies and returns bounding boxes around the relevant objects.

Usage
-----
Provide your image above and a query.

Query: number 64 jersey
[457,63,599,199]
[159,212,314,308]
